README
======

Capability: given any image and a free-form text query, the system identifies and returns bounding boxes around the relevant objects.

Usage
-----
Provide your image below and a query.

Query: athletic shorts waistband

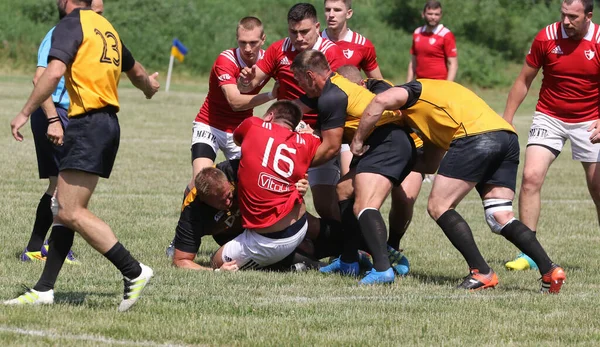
[260,214,308,240]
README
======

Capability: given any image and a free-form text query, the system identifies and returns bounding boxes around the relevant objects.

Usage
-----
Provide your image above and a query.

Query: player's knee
[521,168,545,191]
[483,199,515,234]
[426,198,447,220]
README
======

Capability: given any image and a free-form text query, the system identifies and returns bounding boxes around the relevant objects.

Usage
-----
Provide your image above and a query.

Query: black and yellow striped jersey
[49,8,136,117]
[399,79,515,149]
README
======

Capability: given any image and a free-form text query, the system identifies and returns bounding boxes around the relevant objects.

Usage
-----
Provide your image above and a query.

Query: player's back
[401,79,514,149]
[234,117,320,229]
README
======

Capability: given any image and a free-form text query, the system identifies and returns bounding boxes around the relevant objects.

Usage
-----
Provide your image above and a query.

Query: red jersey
[233,117,321,229]
[257,37,344,126]
[527,22,600,123]
[195,48,269,132]
[410,24,457,80]
[321,29,379,73]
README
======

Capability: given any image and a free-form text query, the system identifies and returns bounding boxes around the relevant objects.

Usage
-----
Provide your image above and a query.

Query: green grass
[1,75,600,346]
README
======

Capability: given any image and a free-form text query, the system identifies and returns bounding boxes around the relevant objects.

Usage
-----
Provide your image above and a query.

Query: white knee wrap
[483,199,514,234]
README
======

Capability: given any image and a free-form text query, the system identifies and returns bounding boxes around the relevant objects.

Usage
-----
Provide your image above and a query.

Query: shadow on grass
[55,291,116,306]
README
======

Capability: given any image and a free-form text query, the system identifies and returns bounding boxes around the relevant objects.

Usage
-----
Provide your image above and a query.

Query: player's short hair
[237,16,264,37]
[288,3,318,23]
[324,0,352,9]
[336,65,362,84]
[195,167,229,201]
[290,49,331,76]
[77,0,93,6]
[423,1,442,12]
[268,100,303,130]
[564,0,593,13]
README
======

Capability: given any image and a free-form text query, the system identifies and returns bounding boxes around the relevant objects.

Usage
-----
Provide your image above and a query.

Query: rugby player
[356,79,566,293]
[503,0,600,271]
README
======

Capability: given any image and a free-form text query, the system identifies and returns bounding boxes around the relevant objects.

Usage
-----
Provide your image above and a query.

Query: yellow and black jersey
[300,73,402,143]
[179,161,241,237]
[49,8,136,117]
[399,79,515,150]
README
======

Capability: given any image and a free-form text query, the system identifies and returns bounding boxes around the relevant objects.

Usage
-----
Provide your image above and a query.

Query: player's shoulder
[536,22,561,41]
[319,38,341,54]
[436,25,453,37]
[350,31,374,47]
[413,26,423,35]
[270,38,290,52]
[215,48,240,67]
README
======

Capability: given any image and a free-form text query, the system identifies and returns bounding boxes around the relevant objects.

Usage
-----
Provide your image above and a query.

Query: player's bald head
[336,65,362,84]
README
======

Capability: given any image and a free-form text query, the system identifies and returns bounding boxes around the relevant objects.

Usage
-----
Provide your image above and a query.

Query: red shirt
[321,29,379,73]
[410,24,457,80]
[233,117,321,229]
[527,22,600,123]
[195,48,269,132]
[257,37,345,126]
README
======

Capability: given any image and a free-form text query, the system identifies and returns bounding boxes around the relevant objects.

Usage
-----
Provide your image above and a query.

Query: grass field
[1,75,600,346]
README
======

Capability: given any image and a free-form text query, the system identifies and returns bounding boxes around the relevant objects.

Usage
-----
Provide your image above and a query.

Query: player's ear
[346,9,353,20]
[263,112,274,122]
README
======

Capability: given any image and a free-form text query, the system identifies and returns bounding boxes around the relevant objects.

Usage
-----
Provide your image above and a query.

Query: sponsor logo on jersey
[214,210,226,222]
[258,172,291,193]
[429,37,437,45]
[343,49,354,59]
[218,74,232,81]
[280,57,291,66]
[551,46,564,55]
[585,49,596,60]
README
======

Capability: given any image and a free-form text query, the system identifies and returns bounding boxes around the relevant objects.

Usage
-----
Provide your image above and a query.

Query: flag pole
[166,53,175,93]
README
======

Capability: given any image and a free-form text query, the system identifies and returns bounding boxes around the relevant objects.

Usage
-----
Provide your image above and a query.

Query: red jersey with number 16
[195,48,269,132]
[526,22,600,123]
[257,37,344,126]
[233,117,321,229]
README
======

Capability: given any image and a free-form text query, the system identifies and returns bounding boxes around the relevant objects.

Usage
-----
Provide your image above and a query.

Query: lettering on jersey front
[258,172,291,193]
[585,49,596,60]
[218,74,232,81]
[529,127,548,138]
[343,49,354,59]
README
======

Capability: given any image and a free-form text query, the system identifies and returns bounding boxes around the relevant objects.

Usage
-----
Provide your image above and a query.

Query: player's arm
[237,65,269,93]
[311,127,343,166]
[233,117,254,146]
[221,83,275,111]
[446,56,458,82]
[365,66,383,79]
[123,44,160,100]
[352,87,408,155]
[406,55,416,82]
[172,249,213,271]
[503,62,539,125]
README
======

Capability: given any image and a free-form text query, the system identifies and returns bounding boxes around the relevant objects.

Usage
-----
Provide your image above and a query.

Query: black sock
[501,220,552,274]
[358,209,391,271]
[436,210,490,274]
[33,225,74,291]
[26,193,53,251]
[103,242,141,279]
[339,199,360,263]
[313,218,344,259]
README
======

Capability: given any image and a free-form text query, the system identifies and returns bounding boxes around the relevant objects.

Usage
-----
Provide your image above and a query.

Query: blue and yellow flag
[171,39,188,62]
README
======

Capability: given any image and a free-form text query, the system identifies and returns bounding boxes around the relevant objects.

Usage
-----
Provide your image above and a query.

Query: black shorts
[438,131,519,195]
[59,109,120,178]
[352,124,416,186]
[30,106,69,178]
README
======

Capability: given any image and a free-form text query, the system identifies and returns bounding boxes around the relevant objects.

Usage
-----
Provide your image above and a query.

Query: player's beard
[57,0,67,19]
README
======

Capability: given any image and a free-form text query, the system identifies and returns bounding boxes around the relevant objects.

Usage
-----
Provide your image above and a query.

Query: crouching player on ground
[211,101,322,270]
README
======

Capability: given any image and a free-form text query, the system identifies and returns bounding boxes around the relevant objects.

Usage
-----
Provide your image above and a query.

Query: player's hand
[588,120,600,144]
[219,260,239,272]
[145,72,160,99]
[238,65,256,86]
[10,112,30,142]
[296,174,309,196]
[295,121,315,135]
[350,138,369,157]
[271,80,280,99]
[46,120,64,146]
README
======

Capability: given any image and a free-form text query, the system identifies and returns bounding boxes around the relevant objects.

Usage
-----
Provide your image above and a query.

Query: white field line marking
[0,326,187,347]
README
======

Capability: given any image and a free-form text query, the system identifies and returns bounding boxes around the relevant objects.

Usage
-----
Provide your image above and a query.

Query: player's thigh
[581,162,600,202]
[521,145,557,187]
[56,169,99,212]
[191,121,219,161]
[354,172,392,212]
[428,175,476,218]
[339,144,352,177]
[566,119,600,162]
[397,171,424,202]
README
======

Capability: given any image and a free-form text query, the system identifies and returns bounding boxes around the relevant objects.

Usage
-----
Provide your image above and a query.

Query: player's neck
[424,24,440,33]
[325,26,349,42]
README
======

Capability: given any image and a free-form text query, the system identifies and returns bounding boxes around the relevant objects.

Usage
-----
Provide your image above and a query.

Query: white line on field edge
[0,326,187,347]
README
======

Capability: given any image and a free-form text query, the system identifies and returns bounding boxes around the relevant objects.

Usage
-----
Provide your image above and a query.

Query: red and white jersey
[527,22,600,123]
[410,24,457,80]
[195,48,269,132]
[257,36,345,126]
[233,117,321,229]
[321,29,378,73]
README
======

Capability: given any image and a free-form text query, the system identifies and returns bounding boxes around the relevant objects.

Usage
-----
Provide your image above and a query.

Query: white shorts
[307,156,340,187]
[191,121,240,160]
[528,112,600,162]
[221,218,308,269]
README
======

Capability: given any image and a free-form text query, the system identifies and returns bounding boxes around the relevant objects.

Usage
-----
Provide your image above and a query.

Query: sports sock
[33,225,74,291]
[339,199,360,263]
[358,209,391,272]
[313,218,344,259]
[501,220,552,274]
[436,209,490,274]
[103,242,141,279]
[26,193,53,251]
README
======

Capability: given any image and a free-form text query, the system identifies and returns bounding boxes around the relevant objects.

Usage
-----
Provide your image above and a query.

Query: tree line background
[0,0,591,87]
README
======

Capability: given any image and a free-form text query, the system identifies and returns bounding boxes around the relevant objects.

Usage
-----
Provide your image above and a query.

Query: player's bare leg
[581,161,600,227]
[388,171,423,249]
[312,185,340,220]
[190,157,215,190]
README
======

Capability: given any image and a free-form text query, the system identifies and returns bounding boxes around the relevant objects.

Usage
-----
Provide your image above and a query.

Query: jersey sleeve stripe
[220,50,238,66]
[283,38,290,51]
[439,28,450,37]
